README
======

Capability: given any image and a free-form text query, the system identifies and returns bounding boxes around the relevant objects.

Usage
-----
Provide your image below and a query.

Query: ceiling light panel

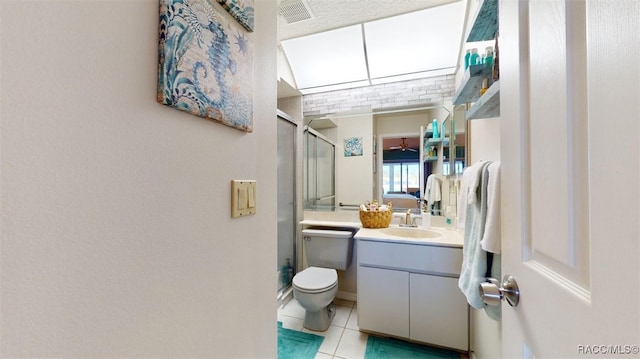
[364,1,466,79]
[281,25,368,90]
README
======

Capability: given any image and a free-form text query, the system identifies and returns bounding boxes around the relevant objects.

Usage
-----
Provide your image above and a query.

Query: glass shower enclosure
[303,127,335,210]
[277,113,297,294]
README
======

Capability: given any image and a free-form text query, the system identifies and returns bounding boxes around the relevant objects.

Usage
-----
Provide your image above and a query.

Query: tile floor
[277,297,469,359]
[277,297,368,359]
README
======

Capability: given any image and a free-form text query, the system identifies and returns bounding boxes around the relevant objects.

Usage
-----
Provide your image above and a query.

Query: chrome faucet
[399,209,418,227]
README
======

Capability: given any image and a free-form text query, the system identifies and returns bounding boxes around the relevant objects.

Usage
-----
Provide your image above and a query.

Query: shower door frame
[277,110,299,300]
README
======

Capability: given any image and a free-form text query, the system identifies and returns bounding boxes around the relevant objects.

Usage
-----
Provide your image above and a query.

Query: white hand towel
[456,171,469,229]
[467,161,485,205]
[481,162,501,254]
[425,174,442,203]
[457,161,484,230]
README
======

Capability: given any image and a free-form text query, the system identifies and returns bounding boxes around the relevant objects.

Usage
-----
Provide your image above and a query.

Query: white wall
[375,111,428,134]
[469,117,501,165]
[334,114,374,207]
[277,47,297,89]
[0,1,277,357]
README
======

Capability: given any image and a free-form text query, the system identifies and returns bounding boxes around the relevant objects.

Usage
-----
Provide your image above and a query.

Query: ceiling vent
[279,0,314,24]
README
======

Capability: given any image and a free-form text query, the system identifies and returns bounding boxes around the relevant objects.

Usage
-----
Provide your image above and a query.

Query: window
[382,162,420,194]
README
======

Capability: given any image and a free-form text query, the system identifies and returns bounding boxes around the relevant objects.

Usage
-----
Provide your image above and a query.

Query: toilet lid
[293,267,337,292]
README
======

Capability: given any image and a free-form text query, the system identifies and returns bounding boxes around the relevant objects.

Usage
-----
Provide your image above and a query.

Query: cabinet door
[409,273,468,351]
[357,266,409,338]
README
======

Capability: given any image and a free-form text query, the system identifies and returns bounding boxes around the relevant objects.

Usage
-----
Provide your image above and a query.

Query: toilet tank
[301,228,355,270]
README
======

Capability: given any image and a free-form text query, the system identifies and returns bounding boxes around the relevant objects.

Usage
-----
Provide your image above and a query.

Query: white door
[500,0,639,357]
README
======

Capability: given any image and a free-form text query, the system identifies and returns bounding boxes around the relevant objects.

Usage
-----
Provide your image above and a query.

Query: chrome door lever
[479,275,520,307]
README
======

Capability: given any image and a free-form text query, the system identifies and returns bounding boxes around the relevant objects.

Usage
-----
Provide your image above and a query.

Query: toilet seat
[293,267,337,294]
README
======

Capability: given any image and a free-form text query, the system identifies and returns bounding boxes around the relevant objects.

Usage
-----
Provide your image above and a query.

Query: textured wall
[0,0,277,357]
[303,75,455,117]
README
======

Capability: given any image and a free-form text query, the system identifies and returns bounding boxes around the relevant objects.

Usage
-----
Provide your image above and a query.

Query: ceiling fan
[389,138,418,152]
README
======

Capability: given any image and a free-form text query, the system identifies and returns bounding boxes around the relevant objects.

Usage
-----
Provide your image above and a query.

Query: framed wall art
[158,0,254,132]
[216,0,254,32]
[344,137,363,157]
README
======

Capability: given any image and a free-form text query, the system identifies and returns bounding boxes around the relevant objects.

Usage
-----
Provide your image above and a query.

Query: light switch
[248,185,255,208]
[237,187,247,210]
[231,180,256,217]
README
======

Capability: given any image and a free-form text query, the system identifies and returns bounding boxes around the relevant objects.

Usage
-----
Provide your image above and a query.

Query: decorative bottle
[432,119,439,138]
[464,49,471,70]
[469,48,480,66]
[484,46,494,67]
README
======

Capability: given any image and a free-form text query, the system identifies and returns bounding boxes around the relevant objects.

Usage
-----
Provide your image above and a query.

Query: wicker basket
[359,203,393,228]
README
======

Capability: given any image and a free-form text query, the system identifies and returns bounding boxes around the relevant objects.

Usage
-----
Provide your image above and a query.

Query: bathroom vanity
[354,227,468,351]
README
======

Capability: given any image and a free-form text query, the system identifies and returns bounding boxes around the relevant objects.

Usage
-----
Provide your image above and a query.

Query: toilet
[293,228,355,331]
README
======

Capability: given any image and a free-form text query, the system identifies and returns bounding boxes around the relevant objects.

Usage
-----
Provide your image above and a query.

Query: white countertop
[300,219,362,228]
[355,225,463,248]
[301,217,463,248]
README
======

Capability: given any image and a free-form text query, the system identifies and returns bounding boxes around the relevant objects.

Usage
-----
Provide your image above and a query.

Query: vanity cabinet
[409,273,468,350]
[358,266,409,338]
[357,238,468,351]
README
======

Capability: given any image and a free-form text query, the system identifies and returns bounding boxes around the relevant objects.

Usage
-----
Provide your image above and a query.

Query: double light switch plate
[231,180,256,217]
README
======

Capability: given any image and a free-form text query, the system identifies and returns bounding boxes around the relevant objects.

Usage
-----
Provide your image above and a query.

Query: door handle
[479,275,520,307]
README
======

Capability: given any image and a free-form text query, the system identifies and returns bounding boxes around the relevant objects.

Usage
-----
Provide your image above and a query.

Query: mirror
[375,105,467,216]
[381,136,421,210]
[304,105,467,216]
[421,105,467,216]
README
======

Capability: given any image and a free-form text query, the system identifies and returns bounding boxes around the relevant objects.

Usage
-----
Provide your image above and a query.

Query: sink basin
[380,227,443,239]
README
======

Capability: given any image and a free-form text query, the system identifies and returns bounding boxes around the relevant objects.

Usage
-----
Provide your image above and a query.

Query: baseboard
[336,291,357,302]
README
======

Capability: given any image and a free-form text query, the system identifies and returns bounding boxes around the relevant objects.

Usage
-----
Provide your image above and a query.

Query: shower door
[277,112,297,294]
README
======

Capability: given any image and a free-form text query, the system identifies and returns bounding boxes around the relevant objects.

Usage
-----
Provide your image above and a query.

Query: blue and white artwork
[344,137,363,157]
[216,0,254,32]
[158,0,254,132]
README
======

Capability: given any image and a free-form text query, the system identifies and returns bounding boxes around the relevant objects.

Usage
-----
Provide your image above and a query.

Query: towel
[481,162,502,320]
[457,161,501,321]
[425,174,442,203]
[466,160,486,205]
[481,162,501,254]
[456,168,471,229]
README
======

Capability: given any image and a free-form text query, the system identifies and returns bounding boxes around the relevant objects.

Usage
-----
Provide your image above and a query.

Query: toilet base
[303,302,336,331]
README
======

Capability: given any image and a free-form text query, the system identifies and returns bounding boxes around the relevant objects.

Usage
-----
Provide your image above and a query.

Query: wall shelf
[423,137,449,163]
[466,0,498,42]
[425,137,449,146]
[467,80,500,120]
[454,0,500,120]
[452,64,494,105]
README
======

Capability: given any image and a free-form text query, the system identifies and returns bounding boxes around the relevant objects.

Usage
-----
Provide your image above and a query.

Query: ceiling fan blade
[407,148,418,152]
